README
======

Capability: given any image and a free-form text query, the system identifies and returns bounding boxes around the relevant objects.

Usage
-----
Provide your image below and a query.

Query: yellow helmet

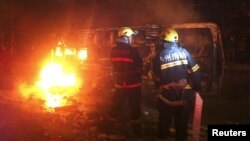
[162,27,178,42]
[118,27,135,37]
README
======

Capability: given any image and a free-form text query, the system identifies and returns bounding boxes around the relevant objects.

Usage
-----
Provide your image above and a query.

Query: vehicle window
[176,28,213,58]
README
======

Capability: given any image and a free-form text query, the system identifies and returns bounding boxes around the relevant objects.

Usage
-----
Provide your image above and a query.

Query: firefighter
[109,27,143,136]
[152,27,201,141]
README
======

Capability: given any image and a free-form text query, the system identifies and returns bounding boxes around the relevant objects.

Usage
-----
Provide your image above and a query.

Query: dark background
[0,0,249,64]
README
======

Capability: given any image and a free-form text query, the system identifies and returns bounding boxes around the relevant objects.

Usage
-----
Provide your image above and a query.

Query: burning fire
[20,62,82,111]
[38,63,77,108]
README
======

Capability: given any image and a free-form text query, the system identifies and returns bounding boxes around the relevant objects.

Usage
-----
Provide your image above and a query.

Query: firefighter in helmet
[152,27,201,141]
[109,27,143,135]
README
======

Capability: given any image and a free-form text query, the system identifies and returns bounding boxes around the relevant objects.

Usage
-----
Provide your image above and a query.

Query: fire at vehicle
[20,61,83,112]
[14,22,224,141]
[19,22,224,112]
[19,39,88,112]
[37,63,81,109]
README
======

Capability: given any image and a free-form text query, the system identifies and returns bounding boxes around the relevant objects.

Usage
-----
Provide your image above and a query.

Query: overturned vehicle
[79,22,225,94]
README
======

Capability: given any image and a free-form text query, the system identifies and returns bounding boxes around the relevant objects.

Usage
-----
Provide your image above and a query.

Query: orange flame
[20,62,82,112]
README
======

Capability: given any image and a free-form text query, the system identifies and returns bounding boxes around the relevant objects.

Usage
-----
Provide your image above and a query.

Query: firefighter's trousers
[110,86,142,120]
[157,89,195,141]
[109,87,142,134]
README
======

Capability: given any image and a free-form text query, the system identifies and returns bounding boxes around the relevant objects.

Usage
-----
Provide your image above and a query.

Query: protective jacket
[111,42,143,88]
[152,41,201,91]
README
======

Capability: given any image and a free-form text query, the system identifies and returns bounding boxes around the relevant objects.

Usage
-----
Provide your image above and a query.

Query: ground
[0,63,249,141]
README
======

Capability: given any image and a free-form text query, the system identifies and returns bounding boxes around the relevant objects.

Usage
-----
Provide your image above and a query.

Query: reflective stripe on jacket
[152,41,201,91]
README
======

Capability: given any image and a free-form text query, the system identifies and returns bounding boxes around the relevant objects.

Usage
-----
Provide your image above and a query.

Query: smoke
[0,0,202,30]
[142,0,202,24]
[0,0,203,51]
[88,0,202,27]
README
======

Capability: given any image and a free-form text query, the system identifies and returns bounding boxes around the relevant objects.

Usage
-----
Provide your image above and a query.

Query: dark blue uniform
[109,42,143,134]
[153,41,201,141]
